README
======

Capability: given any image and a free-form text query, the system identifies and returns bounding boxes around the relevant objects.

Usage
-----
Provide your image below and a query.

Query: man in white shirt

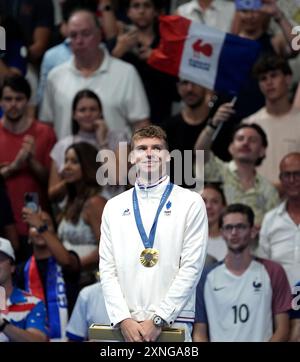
[99,125,208,342]
[193,203,291,342]
[39,9,150,139]
[259,152,300,288]
[175,0,235,32]
[243,55,300,185]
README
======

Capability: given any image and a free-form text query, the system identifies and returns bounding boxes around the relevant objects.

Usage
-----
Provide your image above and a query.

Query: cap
[0,238,15,261]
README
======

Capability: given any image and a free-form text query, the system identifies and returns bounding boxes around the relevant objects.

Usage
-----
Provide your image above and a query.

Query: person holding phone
[19,208,80,341]
[0,75,56,262]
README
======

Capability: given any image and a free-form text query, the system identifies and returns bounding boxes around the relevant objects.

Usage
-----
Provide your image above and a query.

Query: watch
[152,314,167,328]
[0,319,10,332]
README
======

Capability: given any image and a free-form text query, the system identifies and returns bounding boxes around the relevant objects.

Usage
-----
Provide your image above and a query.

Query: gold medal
[140,248,159,267]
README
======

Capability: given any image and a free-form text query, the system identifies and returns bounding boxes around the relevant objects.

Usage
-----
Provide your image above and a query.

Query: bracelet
[207,120,218,130]
[0,319,10,332]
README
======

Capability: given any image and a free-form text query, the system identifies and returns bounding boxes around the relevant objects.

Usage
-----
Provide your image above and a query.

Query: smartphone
[235,0,262,10]
[24,192,39,213]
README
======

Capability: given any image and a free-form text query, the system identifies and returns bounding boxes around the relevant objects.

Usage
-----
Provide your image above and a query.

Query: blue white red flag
[148,16,261,95]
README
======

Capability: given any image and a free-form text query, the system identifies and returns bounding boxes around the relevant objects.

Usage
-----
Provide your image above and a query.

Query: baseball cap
[0,237,15,261]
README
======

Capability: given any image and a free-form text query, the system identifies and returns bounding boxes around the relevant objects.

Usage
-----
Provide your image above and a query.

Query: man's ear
[129,150,136,165]
[250,226,258,240]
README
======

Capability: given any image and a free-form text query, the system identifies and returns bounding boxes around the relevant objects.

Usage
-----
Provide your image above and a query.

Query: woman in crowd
[49,89,129,202]
[56,142,106,286]
[201,183,227,261]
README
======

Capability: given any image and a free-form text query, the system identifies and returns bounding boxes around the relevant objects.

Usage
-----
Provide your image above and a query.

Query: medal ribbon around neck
[133,183,174,267]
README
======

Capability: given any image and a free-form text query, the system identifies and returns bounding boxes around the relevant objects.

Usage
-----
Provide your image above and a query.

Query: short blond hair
[131,125,168,150]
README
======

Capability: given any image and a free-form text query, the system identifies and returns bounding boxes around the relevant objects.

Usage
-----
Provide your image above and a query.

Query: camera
[24,192,39,213]
[235,0,262,10]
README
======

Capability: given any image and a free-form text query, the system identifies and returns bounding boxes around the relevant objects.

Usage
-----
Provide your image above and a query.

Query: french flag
[148,16,261,95]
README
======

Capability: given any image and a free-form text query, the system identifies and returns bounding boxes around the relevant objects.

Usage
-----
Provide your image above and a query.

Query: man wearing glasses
[193,203,291,342]
[259,152,300,289]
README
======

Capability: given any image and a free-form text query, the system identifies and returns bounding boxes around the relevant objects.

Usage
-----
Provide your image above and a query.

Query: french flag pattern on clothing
[148,16,261,95]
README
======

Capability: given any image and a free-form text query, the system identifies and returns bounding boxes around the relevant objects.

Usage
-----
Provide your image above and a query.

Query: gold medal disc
[140,248,159,267]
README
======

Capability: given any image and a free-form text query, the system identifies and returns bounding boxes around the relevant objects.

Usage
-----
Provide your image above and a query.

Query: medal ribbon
[133,183,174,249]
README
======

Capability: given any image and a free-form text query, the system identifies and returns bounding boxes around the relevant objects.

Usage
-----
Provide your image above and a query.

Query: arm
[257,214,272,258]
[22,208,80,272]
[80,196,107,269]
[192,322,209,342]
[290,319,300,342]
[194,102,235,161]
[155,195,208,325]
[48,161,67,201]
[111,30,139,59]
[269,313,290,342]
[1,323,47,342]
[1,302,48,342]
[28,27,52,63]
[261,0,299,57]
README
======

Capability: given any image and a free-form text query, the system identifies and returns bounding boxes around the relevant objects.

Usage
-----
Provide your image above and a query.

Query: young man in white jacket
[99,125,208,342]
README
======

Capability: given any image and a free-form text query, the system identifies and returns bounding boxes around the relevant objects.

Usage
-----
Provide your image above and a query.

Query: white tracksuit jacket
[99,177,208,327]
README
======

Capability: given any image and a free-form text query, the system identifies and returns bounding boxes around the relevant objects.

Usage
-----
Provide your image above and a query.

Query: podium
[88,324,185,342]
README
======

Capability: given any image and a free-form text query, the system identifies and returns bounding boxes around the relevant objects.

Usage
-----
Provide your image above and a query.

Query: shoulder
[262,203,283,223]
[47,60,71,80]
[78,282,101,301]
[254,257,287,279]
[32,121,56,141]
[172,185,206,211]
[85,195,107,211]
[109,54,137,73]
[242,107,266,124]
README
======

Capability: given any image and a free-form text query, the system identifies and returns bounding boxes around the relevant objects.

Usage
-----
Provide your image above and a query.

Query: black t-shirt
[107,24,179,125]
[163,113,208,188]
[14,253,80,315]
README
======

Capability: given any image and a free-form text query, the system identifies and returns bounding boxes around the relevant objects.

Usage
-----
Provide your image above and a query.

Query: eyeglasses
[222,223,250,233]
[279,171,300,182]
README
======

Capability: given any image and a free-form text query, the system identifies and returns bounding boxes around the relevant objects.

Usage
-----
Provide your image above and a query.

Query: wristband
[207,120,218,130]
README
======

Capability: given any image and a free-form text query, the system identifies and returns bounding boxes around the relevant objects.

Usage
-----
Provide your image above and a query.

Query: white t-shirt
[207,235,227,261]
[39,48,150,139]
[176,0,235,32]
[66,283,110,341]
[243,107,300,183]
[195,258,291,341]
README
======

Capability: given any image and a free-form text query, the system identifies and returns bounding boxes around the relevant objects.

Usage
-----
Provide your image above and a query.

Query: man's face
[238,9,267,33]
[258,70,290,102]
[68,12,102,57]
[229,127,265,165]
[0,87,28,122]
[221,213,254,254]
[29,214,54,248]
[127,0,157,29]
[177,80,206,108]
[131,137,170,182]
[279,155,300,199]
[0,252,14,287]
